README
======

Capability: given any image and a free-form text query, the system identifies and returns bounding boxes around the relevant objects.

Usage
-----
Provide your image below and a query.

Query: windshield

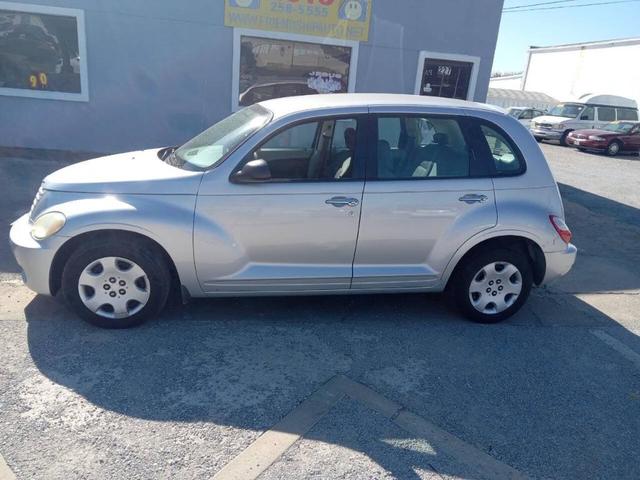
[602,122,635,133]
[548,103,583,118]
[173,105,272,169]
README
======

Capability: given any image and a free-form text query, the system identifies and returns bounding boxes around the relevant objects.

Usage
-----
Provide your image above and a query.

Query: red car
[566,121,640,156]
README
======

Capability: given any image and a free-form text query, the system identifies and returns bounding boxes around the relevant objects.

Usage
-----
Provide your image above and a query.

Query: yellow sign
[225,0,371,42]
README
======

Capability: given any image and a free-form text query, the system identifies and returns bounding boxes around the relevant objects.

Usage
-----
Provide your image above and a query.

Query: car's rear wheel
[451,248,533,323]
[62,240,171,328]
[606,140,621,156]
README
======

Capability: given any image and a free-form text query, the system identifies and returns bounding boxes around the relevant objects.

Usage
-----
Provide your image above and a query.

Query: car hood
[43,149,203,194]
[571,128,615,137]
[532,115,573,124]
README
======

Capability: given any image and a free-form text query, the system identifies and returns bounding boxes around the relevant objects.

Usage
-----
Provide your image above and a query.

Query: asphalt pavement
[0,143,639,479]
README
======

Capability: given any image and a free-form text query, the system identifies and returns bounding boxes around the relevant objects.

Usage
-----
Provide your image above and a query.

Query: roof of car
[259,93,505,118]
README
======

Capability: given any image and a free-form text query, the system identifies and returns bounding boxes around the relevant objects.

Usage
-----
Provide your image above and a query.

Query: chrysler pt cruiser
[10,94,576,328]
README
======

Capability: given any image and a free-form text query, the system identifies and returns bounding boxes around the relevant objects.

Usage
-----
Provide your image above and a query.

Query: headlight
[556,124,566,130]
[30,212,66,240]
[588,135,606,141]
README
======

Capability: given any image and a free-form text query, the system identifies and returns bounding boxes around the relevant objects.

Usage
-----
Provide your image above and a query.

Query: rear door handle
[458,194,488,204]
[325,196,359,207]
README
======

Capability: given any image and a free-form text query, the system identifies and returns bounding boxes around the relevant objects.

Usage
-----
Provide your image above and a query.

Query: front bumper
[542,243,577,284]
[530,128,563,140]
[9,213,66,296]
[566,137,607,150]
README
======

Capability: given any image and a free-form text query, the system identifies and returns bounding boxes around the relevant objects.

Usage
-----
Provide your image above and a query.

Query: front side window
[239,117,360,182]
[480,125,523,174]
[238,35,352,107]
[376,116,471,179]
[173,105,272,169]
[0,6,86,100]
[580,107,594,121]
[597,107,616,122]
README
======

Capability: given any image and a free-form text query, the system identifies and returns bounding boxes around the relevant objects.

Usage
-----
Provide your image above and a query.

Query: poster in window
[0,9,82,94]
[239,35,351,106]
[419,58,474,101]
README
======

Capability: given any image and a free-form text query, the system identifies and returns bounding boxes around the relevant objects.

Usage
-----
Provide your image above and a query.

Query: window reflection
[239,35,351,106]
[0,9,81,93]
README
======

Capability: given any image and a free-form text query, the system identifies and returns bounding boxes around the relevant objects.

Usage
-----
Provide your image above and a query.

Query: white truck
[530,94,639,145]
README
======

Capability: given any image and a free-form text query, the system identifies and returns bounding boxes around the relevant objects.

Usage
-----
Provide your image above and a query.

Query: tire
[451,248,533,324]
[559,131,571,147]
[61,239,171,328]
[606,140,621,157]
[577,148,587,152]
[534,136,543,143]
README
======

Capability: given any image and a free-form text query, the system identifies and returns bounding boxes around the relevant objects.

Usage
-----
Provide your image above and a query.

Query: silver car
[10,94,577,328]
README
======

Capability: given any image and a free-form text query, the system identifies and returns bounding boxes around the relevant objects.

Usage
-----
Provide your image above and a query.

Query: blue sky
[493,0,640,73]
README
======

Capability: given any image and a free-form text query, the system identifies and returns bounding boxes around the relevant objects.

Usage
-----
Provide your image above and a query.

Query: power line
[504,0,580,10]
[503,0,640,12]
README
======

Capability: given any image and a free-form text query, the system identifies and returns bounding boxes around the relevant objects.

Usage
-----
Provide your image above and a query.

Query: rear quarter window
[477,123,526,175]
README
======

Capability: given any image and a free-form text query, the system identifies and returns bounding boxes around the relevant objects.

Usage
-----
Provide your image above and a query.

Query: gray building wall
[2,0,504,154]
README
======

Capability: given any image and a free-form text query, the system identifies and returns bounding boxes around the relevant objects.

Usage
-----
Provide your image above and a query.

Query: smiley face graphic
[231,0,260,8]
[339,0,368,21]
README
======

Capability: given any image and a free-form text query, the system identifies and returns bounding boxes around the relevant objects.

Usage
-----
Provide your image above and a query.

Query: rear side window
[617,108,639,121]
[375,116,471,179]
[597,107,616,122]
[479,125,524,174]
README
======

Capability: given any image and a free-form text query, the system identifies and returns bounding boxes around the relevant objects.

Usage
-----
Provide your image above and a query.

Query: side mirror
[231,159,271,183]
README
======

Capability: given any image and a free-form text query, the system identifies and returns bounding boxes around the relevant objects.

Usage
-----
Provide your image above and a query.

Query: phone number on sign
[270,0,333,16]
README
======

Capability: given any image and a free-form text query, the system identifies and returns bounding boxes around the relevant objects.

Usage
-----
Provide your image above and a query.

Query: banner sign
[225,0,371,42]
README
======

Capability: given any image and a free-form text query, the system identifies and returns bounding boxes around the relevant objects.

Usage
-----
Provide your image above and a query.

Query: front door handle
[458,194,488,204]
[325,196,359,207]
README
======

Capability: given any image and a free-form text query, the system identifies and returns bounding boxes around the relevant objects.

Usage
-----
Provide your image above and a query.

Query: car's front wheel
[61,239,171,328]
[606,140,621,157]
[451,248,533,323]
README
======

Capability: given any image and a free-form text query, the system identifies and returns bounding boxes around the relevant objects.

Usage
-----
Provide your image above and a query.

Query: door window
[597,107,616,122]
[520,110,533,120]
[479,124,524,174]
[375,116,471,179]
[617,108,638,121]
[580,107,594,121]
[240,118,359,181]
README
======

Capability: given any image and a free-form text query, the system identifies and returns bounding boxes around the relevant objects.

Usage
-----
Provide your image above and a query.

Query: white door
[194,116,366,294]
[352,112,519,290]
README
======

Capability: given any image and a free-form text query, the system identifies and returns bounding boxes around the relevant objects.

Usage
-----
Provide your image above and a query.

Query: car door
[352,110,498,291]
[193,114,366,294]
[519,109,533,127]
[622,124,640,152]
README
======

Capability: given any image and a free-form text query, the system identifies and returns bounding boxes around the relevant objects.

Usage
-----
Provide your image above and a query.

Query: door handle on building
[458,194,488,204]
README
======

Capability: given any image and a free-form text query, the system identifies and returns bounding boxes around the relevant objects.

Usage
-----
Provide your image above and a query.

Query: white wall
[523,41,640,106]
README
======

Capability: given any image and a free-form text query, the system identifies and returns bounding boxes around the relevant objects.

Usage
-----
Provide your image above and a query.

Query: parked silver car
[10,94,576,328]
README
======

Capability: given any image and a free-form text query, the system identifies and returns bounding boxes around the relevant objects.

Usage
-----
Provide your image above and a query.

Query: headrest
[433,132,449,145]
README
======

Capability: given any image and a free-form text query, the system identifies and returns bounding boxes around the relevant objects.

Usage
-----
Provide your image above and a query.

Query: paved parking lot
[1,143,639,479]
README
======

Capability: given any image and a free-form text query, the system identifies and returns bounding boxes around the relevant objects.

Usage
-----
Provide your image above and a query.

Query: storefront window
[238,35,352,107]
[415,52,479,101]
[0,4,87,101]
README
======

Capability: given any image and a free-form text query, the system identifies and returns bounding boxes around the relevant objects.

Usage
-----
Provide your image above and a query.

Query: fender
[47,193,202,296]
[440,227,545,287]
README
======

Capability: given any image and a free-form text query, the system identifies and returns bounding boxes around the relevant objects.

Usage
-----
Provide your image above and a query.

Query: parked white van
[530,94,639,145]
